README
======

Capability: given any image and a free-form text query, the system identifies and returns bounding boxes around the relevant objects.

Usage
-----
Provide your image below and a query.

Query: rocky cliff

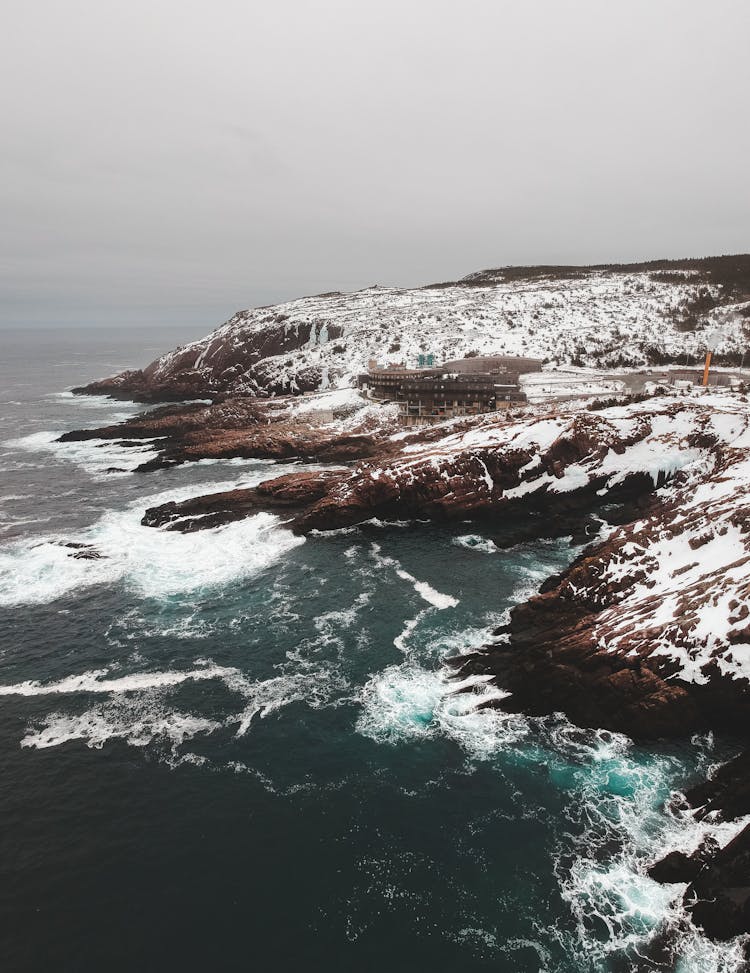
[76,255,750,401]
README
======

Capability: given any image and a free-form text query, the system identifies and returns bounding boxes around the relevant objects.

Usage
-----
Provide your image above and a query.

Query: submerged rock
[59,542,106,560]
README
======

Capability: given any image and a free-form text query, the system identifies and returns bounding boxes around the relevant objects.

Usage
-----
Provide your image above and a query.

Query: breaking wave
[3,430,165,477]
[547,729,750,972]
[356,664,521,754]
[0,481,305,606]
[356,657,750,968]
[452,534,498,554]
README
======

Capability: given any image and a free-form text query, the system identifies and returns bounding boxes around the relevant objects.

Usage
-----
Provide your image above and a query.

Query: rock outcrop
[135,389,750,750]
[452,422,750,738]
[139,391,748,542]
[647,751,750,943]
[59,392,395,470]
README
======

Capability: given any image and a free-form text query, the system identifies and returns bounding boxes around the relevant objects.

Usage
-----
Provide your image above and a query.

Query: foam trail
[12,656,347,753]
[22,700,221,751]
[394,568,458,608]
[369,542,458,609]
[225,671,331,737]
[393,610,429,652]
[0,664,238,697]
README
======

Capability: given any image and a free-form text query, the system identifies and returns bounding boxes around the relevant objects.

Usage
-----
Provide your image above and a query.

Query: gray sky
[1,0,749,328]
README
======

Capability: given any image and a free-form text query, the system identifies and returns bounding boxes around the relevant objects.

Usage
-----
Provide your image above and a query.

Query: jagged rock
[648,850,706,885]
[686,751,750,821]
[141,471,347,532]
[59,393,394,470]
[687,826,750,941]
[648,837,719,885]
[58,542,106,560]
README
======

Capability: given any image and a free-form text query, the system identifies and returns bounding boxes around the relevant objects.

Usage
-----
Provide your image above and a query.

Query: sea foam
[3,430,164,477]
[0,480,305,606]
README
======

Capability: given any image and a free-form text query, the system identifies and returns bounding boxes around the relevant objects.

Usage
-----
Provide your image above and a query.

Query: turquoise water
[0,328,746,972]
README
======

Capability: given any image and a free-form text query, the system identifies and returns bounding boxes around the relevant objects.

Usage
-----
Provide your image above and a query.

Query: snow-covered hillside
[289,388,750,695]
[79,258,750,401]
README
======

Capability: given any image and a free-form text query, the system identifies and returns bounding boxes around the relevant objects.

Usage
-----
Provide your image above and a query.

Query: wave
[0,479,305,606]
[3,430,164,477]
[47,391,143,412]
[15,659,347,754]
[452,534,498,554]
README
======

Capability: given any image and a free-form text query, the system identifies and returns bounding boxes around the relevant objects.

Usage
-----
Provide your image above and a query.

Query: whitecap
[356,663,521,755]
[452,534,498,554]
[0,476,305,606]
[22,696,221,751]
[3,430,164,477]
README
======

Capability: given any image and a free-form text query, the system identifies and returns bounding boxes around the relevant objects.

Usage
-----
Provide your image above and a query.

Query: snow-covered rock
[77,257,750,400]
[137,384,750,738]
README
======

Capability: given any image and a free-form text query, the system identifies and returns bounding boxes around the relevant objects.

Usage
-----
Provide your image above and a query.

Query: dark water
[0,327,745,972]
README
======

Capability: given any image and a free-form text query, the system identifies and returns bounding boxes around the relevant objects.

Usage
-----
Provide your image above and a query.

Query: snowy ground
[146,268,750,397]
[318,385,750,689]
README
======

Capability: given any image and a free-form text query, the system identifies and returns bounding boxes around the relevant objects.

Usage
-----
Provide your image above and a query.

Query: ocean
[0,326,745,972]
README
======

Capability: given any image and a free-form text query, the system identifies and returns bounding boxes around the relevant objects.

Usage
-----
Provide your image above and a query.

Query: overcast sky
[1,0,748,328]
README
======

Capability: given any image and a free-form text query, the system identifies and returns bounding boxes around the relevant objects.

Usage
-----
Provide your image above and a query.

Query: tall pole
[702,350,712,387]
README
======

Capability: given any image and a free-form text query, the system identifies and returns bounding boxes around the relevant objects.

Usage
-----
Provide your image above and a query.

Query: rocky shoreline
[119,392,750,948]
[65,394,750,741]
[63,257,750,951]
[70,256,750,403]
[58,395,391,469]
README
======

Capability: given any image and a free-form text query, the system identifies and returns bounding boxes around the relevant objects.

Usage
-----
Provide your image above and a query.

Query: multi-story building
[358,355,542,425]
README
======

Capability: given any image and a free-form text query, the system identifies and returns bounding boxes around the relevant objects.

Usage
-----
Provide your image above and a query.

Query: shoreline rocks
[58,396,392,470]
[648,751,750,944]
[71,382,750,948]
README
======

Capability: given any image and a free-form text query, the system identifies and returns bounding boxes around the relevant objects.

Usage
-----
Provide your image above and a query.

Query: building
[664,368,741,389]
[358,354,541,426]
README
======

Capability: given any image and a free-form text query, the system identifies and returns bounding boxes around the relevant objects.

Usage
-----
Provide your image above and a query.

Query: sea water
[0,327,746,972]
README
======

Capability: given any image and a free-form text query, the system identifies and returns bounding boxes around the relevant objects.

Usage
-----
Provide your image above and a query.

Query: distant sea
[0,326,744,972]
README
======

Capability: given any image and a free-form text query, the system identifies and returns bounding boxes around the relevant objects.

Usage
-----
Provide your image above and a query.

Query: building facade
[358,355,541,425]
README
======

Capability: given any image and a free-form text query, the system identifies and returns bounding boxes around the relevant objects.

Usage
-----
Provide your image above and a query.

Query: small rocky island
[68,255,750,948]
